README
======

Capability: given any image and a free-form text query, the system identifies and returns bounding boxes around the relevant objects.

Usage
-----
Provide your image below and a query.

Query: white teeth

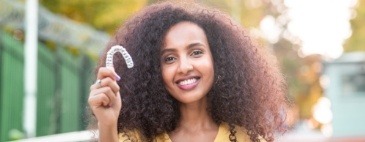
[178,78,197,85]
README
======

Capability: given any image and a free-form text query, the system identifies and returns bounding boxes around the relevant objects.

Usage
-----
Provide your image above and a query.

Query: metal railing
[12,130,98,142]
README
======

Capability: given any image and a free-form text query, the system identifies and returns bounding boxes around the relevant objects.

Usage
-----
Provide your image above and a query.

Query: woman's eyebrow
[160,48,176,55]
[161,42,206,54]
[187,42,205,49]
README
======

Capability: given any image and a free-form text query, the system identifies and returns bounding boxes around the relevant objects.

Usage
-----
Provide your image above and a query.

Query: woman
[88,1,287,142]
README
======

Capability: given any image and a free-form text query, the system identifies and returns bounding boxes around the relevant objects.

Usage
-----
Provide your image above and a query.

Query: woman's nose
[178,57,193,74]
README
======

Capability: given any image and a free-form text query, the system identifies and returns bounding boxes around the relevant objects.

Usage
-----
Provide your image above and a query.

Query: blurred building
[323,52,365,138]
[0,0,108,141]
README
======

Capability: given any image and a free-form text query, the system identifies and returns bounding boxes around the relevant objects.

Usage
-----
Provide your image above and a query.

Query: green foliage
[200,0,270,28]
[40,0,148,34]
[40,0,268,33]
[345,0,365,52]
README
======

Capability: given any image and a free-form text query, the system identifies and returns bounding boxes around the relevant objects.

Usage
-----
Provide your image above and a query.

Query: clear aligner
[106,45,134,68]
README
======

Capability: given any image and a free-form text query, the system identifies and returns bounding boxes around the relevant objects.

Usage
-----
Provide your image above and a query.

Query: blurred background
[0,0,364,141]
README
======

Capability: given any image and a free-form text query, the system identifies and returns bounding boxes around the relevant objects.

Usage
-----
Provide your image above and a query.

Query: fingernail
[116,75,121,81]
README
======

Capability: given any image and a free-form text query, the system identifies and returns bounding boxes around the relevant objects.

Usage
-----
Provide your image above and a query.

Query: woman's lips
[176,77,200,91]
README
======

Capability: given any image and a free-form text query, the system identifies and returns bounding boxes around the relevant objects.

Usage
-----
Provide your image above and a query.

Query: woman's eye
[164,56,176,63]
[191,50,203,56]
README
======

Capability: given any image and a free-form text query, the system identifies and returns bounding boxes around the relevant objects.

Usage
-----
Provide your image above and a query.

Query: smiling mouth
[176,77,200,90]
[176,77,199,85]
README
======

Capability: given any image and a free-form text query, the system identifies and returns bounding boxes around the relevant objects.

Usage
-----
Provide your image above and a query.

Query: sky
[284,0,358,59]
[259,0,358,59]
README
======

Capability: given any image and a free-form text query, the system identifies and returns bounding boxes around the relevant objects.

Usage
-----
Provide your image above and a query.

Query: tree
[40,0,148,34]
[344,0,365,52]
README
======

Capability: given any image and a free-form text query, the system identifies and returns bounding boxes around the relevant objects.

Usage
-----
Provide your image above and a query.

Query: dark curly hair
[94,1,287,142]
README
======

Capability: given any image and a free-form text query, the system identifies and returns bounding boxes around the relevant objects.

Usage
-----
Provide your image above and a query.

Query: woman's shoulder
[118,129,143,142]
[118,123,266,142]
[118,129,172,142]
[215,123,251,142]
[216,123,267,142]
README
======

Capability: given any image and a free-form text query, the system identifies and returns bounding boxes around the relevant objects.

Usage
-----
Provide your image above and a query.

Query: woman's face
[161,21,214,104]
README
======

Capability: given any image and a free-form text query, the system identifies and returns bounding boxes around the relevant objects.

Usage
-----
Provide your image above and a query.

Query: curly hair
[95,1,287,142]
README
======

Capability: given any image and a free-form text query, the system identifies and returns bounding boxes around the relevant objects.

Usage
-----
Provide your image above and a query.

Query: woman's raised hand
[88,67,121,127]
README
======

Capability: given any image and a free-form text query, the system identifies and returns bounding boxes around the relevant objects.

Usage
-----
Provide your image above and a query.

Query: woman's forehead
[162,22,208,49]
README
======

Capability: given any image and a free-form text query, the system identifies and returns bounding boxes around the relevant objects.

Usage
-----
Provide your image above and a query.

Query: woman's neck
[178,97,216,131]
[168,98,218,142]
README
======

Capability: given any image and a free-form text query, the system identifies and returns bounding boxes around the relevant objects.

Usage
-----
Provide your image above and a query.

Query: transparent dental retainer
[105,45,134,68]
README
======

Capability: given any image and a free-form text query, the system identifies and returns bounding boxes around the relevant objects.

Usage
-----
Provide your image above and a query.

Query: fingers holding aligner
[89,87,116,107]
[91,67,120,88]
[89,67,121,107]
[98,67,120,82]
[90,77,120,93]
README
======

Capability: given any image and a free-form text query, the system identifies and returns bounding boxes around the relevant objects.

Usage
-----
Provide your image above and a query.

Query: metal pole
[24,0,39,138]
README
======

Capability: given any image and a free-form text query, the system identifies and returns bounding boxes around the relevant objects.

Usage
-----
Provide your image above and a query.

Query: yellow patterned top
[118,123,261,142]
